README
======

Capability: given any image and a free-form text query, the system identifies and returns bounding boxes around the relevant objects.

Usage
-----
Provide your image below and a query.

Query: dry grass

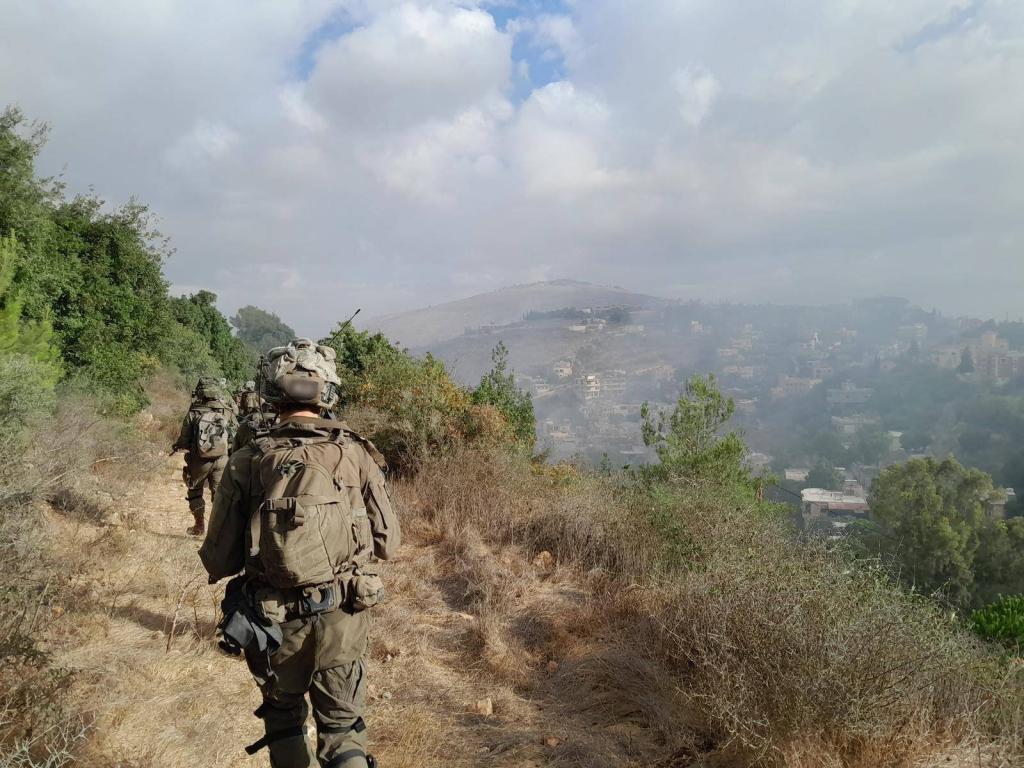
[398,445,1024,768]
[12,405,1022,768]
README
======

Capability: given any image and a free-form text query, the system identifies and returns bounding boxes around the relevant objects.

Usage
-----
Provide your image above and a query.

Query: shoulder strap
[342,429,387,471]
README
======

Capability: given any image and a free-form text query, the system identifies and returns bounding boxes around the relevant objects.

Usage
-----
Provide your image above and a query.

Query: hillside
[369,280,672,349]
[28,412,1023,768]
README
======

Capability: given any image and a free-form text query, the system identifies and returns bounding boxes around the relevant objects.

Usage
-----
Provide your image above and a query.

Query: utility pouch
[216,576,283,664]
[349,567,385,612]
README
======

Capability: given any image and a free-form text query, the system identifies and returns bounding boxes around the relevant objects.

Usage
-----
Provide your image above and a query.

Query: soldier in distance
[236,379,263,418]
[200,339,400,768]
[172,376,238,536]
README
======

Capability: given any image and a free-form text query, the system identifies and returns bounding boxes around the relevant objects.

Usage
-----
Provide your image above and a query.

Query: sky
[1,0,1022,334]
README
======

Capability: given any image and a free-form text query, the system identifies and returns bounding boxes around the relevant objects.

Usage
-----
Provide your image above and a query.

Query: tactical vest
[247,429,371,590]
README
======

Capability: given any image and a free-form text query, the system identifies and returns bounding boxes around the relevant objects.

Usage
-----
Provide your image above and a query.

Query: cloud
[672,65,720,127]
[2,0,1023,334]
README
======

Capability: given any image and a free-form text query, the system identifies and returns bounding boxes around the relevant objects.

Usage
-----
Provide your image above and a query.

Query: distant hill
[367,279,673,349]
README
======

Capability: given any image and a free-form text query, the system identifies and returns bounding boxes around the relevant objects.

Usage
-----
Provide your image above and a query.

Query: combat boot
[187,511,205,536]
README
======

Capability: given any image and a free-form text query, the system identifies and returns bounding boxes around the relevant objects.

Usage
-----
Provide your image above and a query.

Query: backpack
[192,406,231,459]
[249,431,371,589]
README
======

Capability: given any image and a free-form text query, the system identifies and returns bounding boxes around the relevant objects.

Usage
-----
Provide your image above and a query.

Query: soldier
[236,379,262,418]
[172,376,238,536]
[199,339,400,768]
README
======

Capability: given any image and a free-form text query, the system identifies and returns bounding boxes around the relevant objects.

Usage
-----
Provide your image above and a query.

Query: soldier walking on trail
[199,339,400,768]
[236,379,263,417]
[172,376,238,536]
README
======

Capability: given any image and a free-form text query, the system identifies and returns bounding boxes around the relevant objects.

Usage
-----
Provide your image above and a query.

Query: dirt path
[51,454,664,768]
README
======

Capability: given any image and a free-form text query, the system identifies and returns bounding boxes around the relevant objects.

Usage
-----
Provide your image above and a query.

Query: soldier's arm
[199,459,247,581]
[360,450,401,561]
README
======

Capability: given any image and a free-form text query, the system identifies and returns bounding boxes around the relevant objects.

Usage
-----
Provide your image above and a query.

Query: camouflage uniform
[174,397,238,535]
[200,341,399,768]
[237,380,263,417]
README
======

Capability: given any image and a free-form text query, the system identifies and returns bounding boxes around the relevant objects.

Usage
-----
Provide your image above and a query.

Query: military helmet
[194,376,224,402]
[259,338,340,410]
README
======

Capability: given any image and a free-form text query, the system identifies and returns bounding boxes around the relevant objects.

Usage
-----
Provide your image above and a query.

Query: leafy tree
[321,323,403,403]
[851,424,890,465]
[864,457,1010,606]
[230,304,296,352]
[958,347,975,374]
[0,234,59,384]
[168,291,252,384]
[320,321,476,470]
[471,341,535,450]
[806,458,843,491]
[641,374,749,490]
[810,431,848,465]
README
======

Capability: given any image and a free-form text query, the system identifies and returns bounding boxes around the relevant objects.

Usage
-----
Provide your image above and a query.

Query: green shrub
[971,596,1024,651]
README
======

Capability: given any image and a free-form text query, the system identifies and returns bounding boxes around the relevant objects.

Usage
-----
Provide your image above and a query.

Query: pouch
[349,567,385,611]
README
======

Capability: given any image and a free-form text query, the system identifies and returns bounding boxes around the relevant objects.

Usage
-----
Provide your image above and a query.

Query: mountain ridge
[366,279,674,349]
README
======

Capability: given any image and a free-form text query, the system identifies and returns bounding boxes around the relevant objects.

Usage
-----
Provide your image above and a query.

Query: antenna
[325,308,362,347]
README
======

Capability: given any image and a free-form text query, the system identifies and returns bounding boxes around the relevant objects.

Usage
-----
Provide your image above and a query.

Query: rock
[471,698,493,716]
[532,550,555,571]
[546,660,559,674]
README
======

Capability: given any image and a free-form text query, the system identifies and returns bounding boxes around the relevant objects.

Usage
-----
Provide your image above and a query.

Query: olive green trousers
[245,608,371,768]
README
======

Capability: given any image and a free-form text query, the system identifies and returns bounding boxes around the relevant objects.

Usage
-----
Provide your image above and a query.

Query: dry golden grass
[19,420,1023,767]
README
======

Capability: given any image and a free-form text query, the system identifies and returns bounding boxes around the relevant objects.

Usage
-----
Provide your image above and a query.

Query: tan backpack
[249,430,372,589]
[193,406,231,459]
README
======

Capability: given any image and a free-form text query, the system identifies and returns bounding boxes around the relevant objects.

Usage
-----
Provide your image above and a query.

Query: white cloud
[305,3,511,131]
[672,65,720,127]
[2,0,1024,330]
[164,120,239,168]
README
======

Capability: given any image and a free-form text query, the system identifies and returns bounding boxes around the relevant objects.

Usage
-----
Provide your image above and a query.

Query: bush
[972,596,1024,652]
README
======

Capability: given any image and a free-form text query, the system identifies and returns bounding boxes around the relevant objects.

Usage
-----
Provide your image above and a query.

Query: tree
[806,458,843,491]
[864,457,1013,606]
[641,374,749,490]
[958,347,975,374]
[230,304,296,352]
[0,235,59,383]
[852,424,890,465]
[168,291,253,384]
[471,341,535,450]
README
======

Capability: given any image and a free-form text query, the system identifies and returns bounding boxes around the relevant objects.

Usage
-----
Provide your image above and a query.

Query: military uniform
[199,415,400,768]
[237,381,263,418]
[174,398,238,535]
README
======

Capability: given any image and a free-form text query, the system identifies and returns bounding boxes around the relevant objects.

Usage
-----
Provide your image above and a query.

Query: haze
[2,0,1021,333]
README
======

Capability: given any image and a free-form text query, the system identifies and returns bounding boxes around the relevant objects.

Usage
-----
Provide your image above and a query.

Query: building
[801,488,870,521]
[826,381,874,407]
[785,468,810,483]
[553,360,573,378]
[832,414,879,435]
[929,346,962,369]
[634,364,674,381]
[580,374,601,400]
[898,323,928,343]
[771,376,821,399]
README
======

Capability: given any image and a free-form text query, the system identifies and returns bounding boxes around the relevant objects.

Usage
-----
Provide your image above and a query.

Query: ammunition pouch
[349,567,384,612]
